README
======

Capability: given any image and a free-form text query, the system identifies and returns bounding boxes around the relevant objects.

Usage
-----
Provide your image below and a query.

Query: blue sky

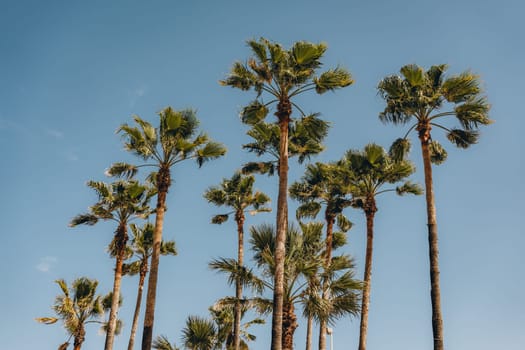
[1,0,523,349]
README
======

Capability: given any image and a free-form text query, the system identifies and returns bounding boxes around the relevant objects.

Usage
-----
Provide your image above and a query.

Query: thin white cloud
[36,256,58,272]
[129,86,148,107]
[66,151,79,161]
[46,128,64,139]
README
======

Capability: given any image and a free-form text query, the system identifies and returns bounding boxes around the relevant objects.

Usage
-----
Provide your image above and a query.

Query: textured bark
[282,302,298,350]
[305,315,313,350]
[271,99,291,350]
[142,166,171,350]
[128,261,148,350]
[418,123,444,350]
[234,211,246,350]
[358,197,377,350]
[319,213,335,350]
[105,223,128,350]
[74,325,86,350]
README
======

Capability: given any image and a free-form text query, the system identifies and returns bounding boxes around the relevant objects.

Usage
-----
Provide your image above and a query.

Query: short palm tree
[182,316,218,350]
[107,107,227,350]
[204,171,270,350]
[289,162,353,350]
[378,64,491,350]
[37,278,109,350]
[70,180,153,350]
[123,222,177,350]
[153,335,179,350]
[221,38,352,350]
[339,143,422,350]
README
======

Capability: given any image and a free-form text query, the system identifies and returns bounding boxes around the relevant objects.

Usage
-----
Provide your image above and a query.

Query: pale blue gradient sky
[1,1,523,349]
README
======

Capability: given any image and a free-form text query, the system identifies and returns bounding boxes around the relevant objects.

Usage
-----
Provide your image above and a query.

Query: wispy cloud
[129,86,148,107]
[46,128,64,139]
[36,256,58,273]
[65,151,79,161]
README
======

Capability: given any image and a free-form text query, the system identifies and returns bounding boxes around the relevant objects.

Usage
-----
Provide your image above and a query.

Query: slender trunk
[105,223,128,350]
[358,198,377,350]
[282,301,298,350]
[319,213,335,350]
[128,261,148,350]
[142,167,171,350]
[272,100,291,350]
[305,315,312,350]
[74,325,86,350]
[418,123,444,350]
[234,211,245,350]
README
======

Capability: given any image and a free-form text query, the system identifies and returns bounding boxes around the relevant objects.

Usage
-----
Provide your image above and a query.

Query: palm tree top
[107,107,227,178]
[69,179,154,227]
[340,143,422,200]
[378,63,492,150]
[220,37,353,124]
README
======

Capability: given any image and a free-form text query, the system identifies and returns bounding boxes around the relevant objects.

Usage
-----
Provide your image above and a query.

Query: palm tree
[153,335,179,350]
[338,143,422,350]
[123,223,177,350]
[377,64,491,350]
[107,107,227,350]
[204,171,270,350]
[289,162,353,350]
[181,316,218,350]
[221,38,352,350]
[210,301,265,350]
[70,180,153,350]
[212,223,361,350]
[37,278,109,350]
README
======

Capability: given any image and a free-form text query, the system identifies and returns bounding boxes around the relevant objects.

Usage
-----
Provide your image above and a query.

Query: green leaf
[388,138,411,162]
[400,64,425,87]
[211,214,229,224]
[396,181,423,195]
[429,140,448,165]
[336,214,353,232]
[240,101,269,125]
[314,67,353,94]
[447,129,479,148]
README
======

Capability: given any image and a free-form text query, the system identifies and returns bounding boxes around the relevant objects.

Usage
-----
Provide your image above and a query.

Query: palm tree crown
[37,278,109,350]
[378,64,491,158]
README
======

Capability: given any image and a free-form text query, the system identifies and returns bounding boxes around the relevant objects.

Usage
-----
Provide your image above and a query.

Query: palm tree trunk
[234,212,245,350]
[142,167,171,350]
[74,325,86,350]
[418,125,444,350]
[105,224,128,350]
[358,200,377,350]
[282,301,298,350]
[319,214,335,350]
[272,100,291,350]
[305,315,313,350]
[128,263,148,350]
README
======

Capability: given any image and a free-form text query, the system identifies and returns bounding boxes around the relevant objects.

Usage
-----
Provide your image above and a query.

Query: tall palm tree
[123,222,177,350]
[339,143,422,350]
[377,64,491,350]
[221,38,352,350]
[204,171,270,350]
[70,180,153,350]
[107,107,227,350]
[37,278,109,350]
[289,162,353,350]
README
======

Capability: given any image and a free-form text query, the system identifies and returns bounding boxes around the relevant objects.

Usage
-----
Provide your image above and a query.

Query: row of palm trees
[37,37,491,350]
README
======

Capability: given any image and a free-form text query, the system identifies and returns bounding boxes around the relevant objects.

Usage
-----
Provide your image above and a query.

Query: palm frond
[105,162,139,179]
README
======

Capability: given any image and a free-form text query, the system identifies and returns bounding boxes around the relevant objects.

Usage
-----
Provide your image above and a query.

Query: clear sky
[1,0,523,349]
